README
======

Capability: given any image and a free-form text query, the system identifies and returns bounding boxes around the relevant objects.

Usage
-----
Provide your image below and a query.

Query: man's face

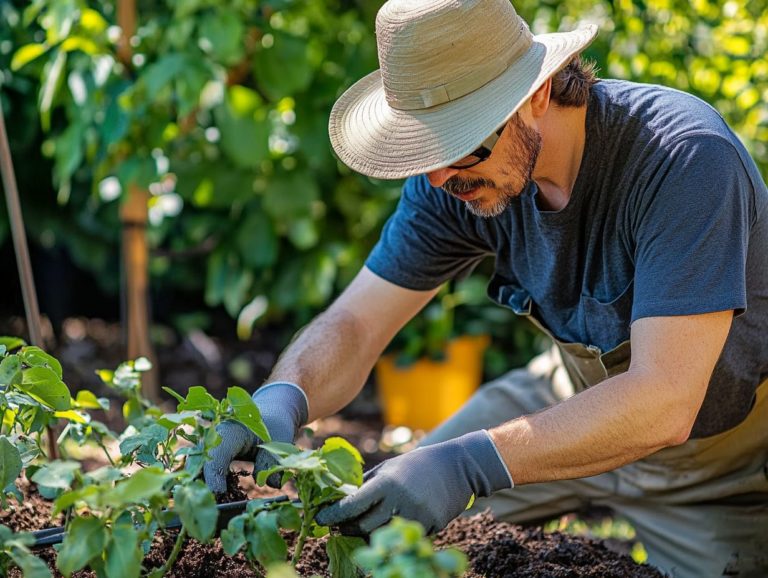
[438,114,542,218]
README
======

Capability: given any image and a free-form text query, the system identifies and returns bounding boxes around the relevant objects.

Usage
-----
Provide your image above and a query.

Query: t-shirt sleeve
[365,174,492,290]
[631,135,753,321]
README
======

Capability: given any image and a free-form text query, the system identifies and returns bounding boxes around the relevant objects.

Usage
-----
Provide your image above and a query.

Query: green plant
[353,517,467,578]
[1,341,475,576]
[0,524,52,578]
[35,379,273,577]
[0,336,113,501]
[221,437,366,576]
[387,274,543,373]
[389,277,490,365]
[7,0,396,331]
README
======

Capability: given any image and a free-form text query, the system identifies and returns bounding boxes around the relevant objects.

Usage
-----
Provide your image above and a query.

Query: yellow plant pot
[375,334,490,431]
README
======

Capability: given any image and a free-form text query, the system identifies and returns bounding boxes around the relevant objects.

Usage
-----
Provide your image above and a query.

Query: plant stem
[290,507,316,567]
[247,559,266,578]
[158,527,186,575]
[96,438,116,466]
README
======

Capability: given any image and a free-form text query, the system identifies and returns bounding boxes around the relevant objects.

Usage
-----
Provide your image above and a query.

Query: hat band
[384,34,533,111]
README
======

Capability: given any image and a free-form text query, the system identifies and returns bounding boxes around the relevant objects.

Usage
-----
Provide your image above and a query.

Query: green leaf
[119,423,169,465]
[253,32,313,100]
[237,210,278,269]
[57,517,107,576]
[204,251,253,315]
[109,467,173,508]
[173,386,218,415]
[258,441,301,459]
[276,504,301,532]
[122,398,143,426]
[30,461,80,491]
[8,549,52,578]
[433,549,468,575]
[0,355,22,387]
[60,36,100,55]
[287,218,319,250]
[0,337,26,351]
[74,390,107,410]
[162,386,186,405]
[220,515,247,556]
[262,170,320,222]
[52,121,85,188]
[155,412,197,429]
[0,437,22,492]
[53,485,101,516]
[39,49,67,132]
[326,535,366,578]
[20,346,63,379]
[248,511,287,567]
[263,563,300,578]
[227,387,271,442]
[117,156,157,192]
[174,481,218,542]
[11,43,48,70]
[104,524,141,578]
[141,53,188,100]
[198,8,244,65]
[20,367,71,410]
[321,437,364,487]
[215,86,269,169]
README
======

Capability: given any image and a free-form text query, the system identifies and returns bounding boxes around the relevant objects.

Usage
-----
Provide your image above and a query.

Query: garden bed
[3,483,662,578]
[0,318,663,577]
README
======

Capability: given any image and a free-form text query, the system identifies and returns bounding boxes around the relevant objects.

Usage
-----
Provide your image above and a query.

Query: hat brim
[328,25,598,180]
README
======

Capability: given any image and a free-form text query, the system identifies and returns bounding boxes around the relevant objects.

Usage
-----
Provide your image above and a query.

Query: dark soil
[0,479,62,533]
[6,499,663,578]
[4,473,663,578]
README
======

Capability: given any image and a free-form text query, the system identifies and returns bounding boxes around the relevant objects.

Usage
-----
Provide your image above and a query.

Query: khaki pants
[421,349,768,578]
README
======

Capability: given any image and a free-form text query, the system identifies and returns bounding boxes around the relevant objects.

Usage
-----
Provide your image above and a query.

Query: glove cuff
[253,382,309,442]
[458,430,515,495]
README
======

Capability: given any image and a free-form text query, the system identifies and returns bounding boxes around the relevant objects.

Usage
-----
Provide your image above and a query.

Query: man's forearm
[266,306,385,422]
[488,369,703,485]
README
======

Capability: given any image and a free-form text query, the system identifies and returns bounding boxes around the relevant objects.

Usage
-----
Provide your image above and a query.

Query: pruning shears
[30,495,295,550]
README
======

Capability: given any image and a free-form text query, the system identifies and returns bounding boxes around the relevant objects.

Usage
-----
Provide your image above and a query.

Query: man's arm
[489,310,733,485]
[267,266,440,421]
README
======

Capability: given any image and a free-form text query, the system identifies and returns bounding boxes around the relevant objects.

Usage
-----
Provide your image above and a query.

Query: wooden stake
[0,102,58,458]
[117,0,160,402]
[120,185,160,402]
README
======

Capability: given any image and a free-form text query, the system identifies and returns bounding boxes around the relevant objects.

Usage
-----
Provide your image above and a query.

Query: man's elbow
[659,393,706,448]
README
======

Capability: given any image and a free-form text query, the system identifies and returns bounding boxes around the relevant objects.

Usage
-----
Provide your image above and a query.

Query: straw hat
[329,0,597,179]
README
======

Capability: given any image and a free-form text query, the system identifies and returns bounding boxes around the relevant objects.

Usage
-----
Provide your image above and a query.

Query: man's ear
[530,77,552,118]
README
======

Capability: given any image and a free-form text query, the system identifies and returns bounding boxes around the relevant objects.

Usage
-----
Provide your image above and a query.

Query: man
[205,0,768,576]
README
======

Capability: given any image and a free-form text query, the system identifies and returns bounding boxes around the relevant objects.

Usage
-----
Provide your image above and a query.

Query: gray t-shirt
[366,80,768,438]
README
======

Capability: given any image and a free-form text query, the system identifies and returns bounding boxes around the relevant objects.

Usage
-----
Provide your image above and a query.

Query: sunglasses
[448,123,507,170]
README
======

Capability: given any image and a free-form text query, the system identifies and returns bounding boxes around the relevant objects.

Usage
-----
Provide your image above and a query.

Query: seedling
[0,337,111,503]
[1,345,470,578]
[354,517,467,578]
[221,437,367,577]
[43,380,275,577]
[0,524,52,578]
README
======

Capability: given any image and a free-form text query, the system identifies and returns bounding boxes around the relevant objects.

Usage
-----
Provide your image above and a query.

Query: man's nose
[427,167,460,188]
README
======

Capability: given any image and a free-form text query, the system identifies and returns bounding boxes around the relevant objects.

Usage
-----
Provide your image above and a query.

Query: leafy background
[1,0,766,376]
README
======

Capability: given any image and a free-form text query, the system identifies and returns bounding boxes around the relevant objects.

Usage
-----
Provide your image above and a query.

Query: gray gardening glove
[203,382,309,494]
[315,430,513,536]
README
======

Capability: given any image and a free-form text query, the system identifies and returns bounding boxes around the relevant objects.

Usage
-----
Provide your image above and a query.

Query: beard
[442,114,542,218]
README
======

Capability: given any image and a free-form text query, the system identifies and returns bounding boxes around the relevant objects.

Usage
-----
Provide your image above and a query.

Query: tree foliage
[2,0,766,357]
